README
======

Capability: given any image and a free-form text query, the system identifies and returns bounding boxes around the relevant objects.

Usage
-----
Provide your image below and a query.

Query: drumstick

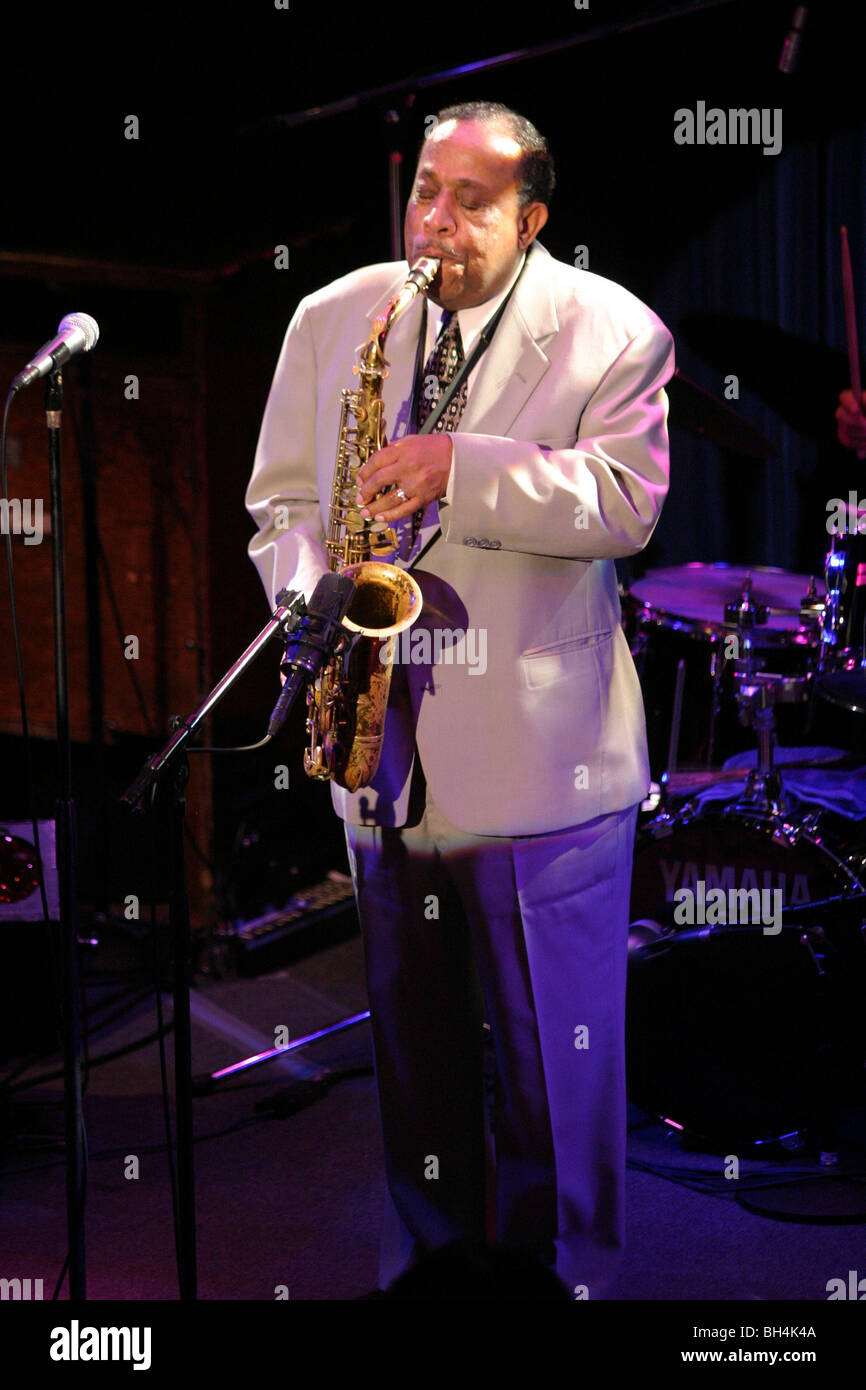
[841,225,865,460]
[664,751,847,796]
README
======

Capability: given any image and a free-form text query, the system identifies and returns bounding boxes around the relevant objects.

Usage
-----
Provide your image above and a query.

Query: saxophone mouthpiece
[410,256,441,290]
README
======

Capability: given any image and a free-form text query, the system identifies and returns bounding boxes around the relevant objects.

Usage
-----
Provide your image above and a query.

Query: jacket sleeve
[245,299,330,608]
[440,318,675,560]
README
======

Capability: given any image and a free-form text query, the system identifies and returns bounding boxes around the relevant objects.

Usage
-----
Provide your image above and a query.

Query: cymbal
[629,563,823,634]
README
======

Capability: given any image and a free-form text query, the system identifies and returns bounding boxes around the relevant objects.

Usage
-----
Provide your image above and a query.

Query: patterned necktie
[407,310,468,546]
[417,309,468,432]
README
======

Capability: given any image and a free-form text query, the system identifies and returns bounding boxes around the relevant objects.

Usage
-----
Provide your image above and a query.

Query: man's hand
[836,388,866,456]
[355,434,452,523]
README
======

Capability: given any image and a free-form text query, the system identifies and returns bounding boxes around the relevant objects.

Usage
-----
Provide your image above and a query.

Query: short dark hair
[424,100,555,208]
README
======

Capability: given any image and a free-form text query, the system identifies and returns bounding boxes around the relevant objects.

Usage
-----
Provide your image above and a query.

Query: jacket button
[464,536,478,547]
[489,540,501,550]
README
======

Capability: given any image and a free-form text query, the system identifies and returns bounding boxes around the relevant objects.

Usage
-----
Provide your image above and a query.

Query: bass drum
[627,803,866,1145]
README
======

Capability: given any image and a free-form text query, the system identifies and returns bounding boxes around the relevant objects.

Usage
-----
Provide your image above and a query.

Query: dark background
[3,0,866,920]
[4,0,864,563]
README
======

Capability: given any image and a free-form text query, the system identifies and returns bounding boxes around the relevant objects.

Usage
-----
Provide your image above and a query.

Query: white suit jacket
[246,242,674,835]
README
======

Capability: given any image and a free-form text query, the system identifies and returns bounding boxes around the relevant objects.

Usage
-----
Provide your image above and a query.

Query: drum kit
[623,394,866,1150]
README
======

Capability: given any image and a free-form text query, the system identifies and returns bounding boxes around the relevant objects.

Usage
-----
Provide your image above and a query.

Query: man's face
[404,118,548,310]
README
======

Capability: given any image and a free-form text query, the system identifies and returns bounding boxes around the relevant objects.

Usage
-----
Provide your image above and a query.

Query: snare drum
[625,564,823,777]
[627,800,866,1144]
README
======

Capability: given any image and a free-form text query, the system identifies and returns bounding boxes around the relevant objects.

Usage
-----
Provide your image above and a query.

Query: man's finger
[357,441,406,485]
[364,498,420,523]
[356,470,404,508]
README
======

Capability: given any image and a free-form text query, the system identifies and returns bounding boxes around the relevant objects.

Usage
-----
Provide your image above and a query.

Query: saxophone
[303,256,440,791]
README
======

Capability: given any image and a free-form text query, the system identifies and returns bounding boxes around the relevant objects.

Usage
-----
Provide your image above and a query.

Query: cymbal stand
[727,576,786,813]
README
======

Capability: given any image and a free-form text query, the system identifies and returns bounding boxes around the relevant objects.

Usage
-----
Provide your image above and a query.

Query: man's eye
[415,189,434,201]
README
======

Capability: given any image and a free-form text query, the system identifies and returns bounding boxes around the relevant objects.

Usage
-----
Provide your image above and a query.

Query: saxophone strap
[413,250,529,436]
[407,248,531,568]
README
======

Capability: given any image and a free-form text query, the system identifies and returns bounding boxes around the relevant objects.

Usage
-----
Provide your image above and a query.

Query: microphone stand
[118,586,334,1299]
[45,367,87,1301]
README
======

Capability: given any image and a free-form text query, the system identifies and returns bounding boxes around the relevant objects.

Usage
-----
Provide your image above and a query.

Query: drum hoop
[816,669,866,715]
[630,598,818,649]
[637,802,866,897]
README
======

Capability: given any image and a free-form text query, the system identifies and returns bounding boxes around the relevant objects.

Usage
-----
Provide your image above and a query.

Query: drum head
[628,811,866,1144]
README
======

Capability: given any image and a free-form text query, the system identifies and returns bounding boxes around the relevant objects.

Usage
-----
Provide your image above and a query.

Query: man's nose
[423,196,456,235]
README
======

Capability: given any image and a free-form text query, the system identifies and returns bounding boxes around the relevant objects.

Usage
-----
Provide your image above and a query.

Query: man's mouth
[419,246,461,262]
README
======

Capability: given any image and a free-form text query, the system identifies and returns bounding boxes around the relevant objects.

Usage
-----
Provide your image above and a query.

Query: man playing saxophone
[246,100,674,1297]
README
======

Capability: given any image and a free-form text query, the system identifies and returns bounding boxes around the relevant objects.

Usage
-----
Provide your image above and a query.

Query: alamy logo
[0,1276,43,1299]
[659,859,810,907]
[672,878,782,935]
[826,494,866,535]
[826,1271,866,1299]
[380,626,487,675]
[0,497,43,545]
[674,102,782,156]
[49,1320,152,1371]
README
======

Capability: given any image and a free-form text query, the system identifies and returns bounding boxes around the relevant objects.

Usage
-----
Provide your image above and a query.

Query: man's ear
[518,201,549,249]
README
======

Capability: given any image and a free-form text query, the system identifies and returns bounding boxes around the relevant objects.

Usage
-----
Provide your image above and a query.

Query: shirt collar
[428,252,526,356]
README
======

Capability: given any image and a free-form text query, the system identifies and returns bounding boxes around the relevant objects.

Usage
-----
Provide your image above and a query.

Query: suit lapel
[355,247,559,444]
[407,246,561,564]
[458,243,559,438]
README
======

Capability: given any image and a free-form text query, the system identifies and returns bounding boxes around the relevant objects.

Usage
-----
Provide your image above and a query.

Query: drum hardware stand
[723,577,788,813]
[732,685,786,814]
[665,658,687,778]
[658,659,702,815]
[706,639,726,766]
[818,540,846,672]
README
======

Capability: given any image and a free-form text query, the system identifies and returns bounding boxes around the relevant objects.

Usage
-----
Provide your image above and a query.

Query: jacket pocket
[520,629,613,689]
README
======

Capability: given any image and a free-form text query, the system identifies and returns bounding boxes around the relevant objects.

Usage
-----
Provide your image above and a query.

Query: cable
[0,1062,376,1179]
[626,1151,866,1197]
[1,1018,176,1095]
[0,982,155,1090]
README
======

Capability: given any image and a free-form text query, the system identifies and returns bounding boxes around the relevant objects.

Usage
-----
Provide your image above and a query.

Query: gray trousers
[345,765,638,1298]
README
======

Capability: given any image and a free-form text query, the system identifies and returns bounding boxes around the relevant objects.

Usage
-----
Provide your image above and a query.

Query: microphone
[267,571,357,738]
[778,5,808,75]
[11,312,100,393]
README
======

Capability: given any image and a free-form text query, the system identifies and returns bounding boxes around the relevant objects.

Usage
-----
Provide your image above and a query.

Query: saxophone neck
[360,257,441,370]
